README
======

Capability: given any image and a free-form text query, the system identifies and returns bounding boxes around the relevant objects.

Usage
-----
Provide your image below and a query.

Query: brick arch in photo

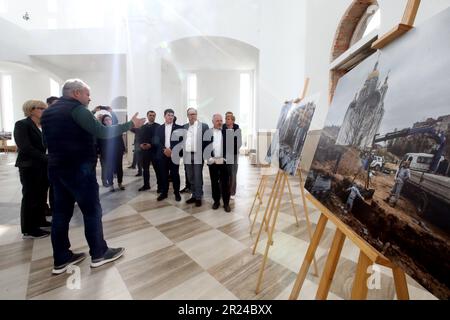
[329,0,378,103]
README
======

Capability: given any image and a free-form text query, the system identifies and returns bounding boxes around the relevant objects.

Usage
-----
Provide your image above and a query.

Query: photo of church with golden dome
[305,9,450,299]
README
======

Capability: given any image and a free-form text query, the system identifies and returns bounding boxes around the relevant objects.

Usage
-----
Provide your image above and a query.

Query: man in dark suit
[206,114,232,212]
[183,108,209,207]
[138,110,160,192]
[14,100,51,239]
[153,109,183,202]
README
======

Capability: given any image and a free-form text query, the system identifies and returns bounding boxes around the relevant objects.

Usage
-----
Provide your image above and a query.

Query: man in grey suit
[183,108,209,207]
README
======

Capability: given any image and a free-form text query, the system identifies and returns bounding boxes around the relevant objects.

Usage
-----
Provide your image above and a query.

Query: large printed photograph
[267,96,318,175]
[305,9,450,299]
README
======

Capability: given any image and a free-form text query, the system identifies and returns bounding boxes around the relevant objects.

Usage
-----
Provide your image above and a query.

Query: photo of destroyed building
[305,9,450,299]
[267,98,317,175]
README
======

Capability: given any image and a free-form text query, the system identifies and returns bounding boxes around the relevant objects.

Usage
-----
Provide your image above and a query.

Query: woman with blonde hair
[14,100,51,239]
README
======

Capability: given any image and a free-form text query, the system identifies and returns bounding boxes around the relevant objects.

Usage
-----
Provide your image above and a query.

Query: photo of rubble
[267,97,317,175]
[305,12,450,299]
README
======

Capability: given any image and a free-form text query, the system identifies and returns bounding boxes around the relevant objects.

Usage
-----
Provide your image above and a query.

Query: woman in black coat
[97,115,126,192]
[14,100,51,239]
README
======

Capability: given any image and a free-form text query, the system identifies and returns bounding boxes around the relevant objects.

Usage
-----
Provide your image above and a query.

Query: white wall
[161,60,183,123]
[9,72,52,123]
[68,69,127,111]
[257,0,307,131]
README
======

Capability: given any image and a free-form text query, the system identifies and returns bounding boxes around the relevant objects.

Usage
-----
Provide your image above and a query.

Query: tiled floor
[0,152,438,300]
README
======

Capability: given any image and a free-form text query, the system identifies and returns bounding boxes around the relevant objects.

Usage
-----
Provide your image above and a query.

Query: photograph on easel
[305,8,450,299]
[266,95,319,176]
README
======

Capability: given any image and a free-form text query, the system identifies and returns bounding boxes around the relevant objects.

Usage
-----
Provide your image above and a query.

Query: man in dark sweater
[138,110,160,192]
[41,79,145,275]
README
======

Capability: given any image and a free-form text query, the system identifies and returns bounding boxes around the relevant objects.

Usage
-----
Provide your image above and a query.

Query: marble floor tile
[31,266,132,300]
[157,216,213,243]
[154,272,238,300]
[102,204,139,222]
[102,214,152,240]
[177,229,247,269]
[107,227,173,265]
[255,231,327,274]
[218,219,268,248]
[140,206,190,226]
[130,199,171,212]
[0,263,30,300]
[0,224,23,246]
[0,240,33,271]
[117,245,203,300]
[195,209,244,228]
[208,249,297,300]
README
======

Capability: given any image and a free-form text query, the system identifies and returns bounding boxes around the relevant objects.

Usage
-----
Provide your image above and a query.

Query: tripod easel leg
[252,171,281,255]
[255,174,287,294]
[392,267,410,300]
[286,177,300,227]
[250,175,268,235]
[249,176,264,218]
[289,213,328,300]
[316,229,346,300]
[350,251,372,300]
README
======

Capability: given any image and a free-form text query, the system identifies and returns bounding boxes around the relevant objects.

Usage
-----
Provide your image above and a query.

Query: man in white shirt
[183,108,209,207]
[154,109,182,202]
[207,114,231,213]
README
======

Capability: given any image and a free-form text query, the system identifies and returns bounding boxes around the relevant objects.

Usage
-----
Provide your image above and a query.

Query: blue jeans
[185,153,204,200]
[48,162,108,266]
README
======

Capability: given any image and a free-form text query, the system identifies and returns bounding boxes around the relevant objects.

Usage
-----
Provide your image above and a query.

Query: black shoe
[224,204,231,213]
[139,186,151,192]
[52,252,86,275]
[91,248,125,268]
[196,200,202,207]
[186,198,196,204]
[118,183,125,191]
[157,194,168,201]
[135,173,142,177]
[102,182,109,188]
[175,193,182,202]
[23,229,50,240]
[157,189,162,194]
[212,202,220,210]
[40,221,52,231]
[128,166,136,169]
[180,187,191,194]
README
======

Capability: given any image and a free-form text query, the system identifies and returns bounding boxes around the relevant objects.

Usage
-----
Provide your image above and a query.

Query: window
[350,4,380,46]
[417,157,433,165]
[1,74,14,132]
[187,73,197,108]
[50,78,60,97]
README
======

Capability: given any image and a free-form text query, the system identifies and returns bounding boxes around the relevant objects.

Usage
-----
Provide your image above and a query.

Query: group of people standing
[13,78,242,275]
[131,107,242,212]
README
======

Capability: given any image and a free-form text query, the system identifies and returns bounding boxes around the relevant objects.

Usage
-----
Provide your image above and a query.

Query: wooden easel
[288,192,410,300]
[288,1,421,300]
[249,79,320,294]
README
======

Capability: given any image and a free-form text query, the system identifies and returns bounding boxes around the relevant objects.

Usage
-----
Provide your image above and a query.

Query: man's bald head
[212,114,223,129]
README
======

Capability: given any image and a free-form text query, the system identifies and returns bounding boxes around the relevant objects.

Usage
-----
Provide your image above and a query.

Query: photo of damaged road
[305,28,450,299]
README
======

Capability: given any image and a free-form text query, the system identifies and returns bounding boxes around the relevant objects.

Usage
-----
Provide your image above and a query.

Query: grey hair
[212,114,222,121]
[186,107,198,115]
[62,79,90,97]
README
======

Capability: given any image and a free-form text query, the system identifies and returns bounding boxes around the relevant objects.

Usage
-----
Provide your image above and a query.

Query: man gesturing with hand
[41,79,145,275]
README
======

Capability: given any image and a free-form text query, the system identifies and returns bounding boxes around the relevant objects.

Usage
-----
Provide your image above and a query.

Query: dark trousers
[209,164,230,206]
[19,166,49,234]
[48,163,108,266]
[100,156,107,185]
[185,153,204,200]
[158,156,180,195]
[104,153,123,185]
[228,163,239,196]
[184,165,191,189]
[132,149,143,173]
[142,151,160,189]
